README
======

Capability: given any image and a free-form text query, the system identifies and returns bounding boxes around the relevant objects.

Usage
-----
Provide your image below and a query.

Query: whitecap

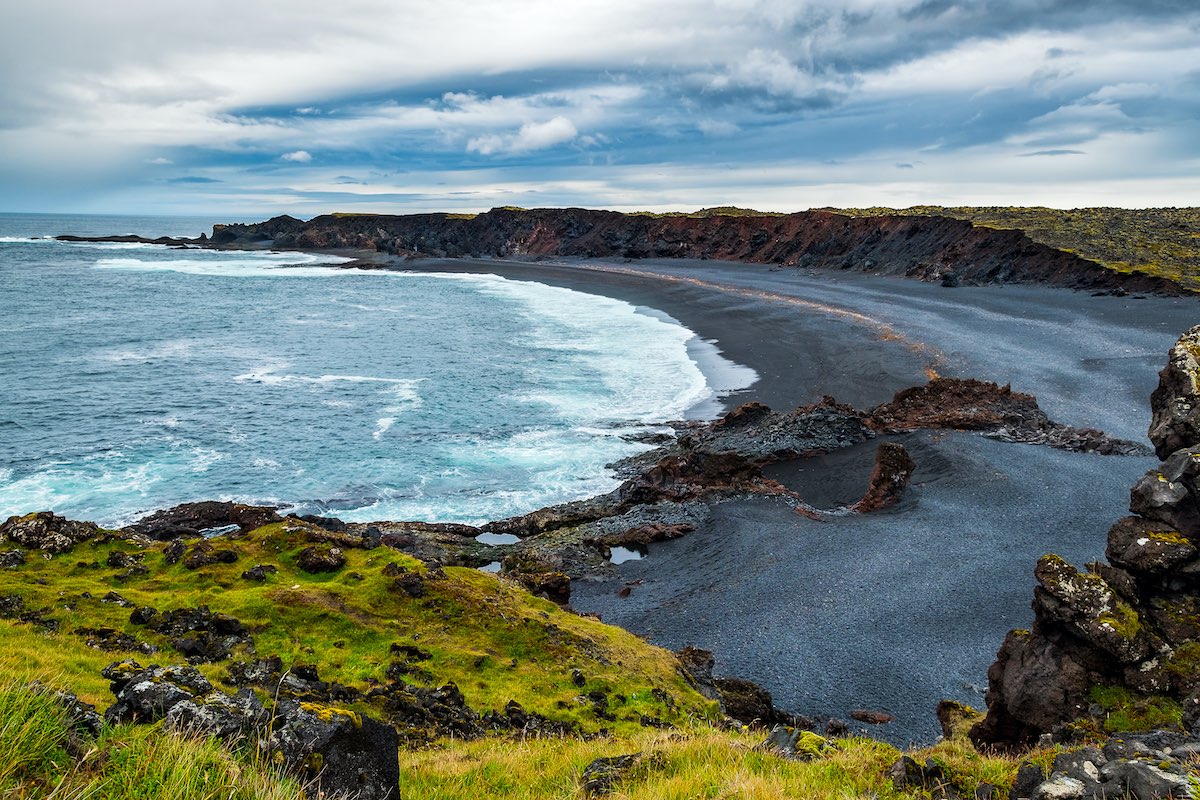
[372,417,396,441]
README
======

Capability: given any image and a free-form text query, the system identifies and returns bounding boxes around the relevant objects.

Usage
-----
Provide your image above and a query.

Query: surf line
[568,262,946,380]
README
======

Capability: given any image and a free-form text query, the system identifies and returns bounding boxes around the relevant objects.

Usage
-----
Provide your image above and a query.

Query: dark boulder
[581,753,645,797]
[269,701,400,800]
[1,511,98,554]
[127,501,281,540]
[182,541,239,570]
[297,545,346,573]
[241,564,278,582]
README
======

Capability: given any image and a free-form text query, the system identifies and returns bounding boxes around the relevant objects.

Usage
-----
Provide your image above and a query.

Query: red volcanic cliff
[209,208,1186,294]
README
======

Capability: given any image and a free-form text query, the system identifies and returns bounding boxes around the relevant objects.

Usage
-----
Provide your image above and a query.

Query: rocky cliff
[207,208,1186,294]
[972,326,1200,748]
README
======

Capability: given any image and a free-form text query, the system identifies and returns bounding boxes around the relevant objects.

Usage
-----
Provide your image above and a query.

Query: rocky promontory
[60,207,1189,294]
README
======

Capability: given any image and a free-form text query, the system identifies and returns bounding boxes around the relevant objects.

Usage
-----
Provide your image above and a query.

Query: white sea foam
[0,236,57,243]
[372,417,396,441]
[94,248,354,277]
[0,444,225,527]
[413,271,718,423]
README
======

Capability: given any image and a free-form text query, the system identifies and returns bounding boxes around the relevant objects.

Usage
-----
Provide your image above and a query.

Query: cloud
[0,1,1197,212]
[467,116,578,155]
[166,176,221,184]
[1020,149,1085,157]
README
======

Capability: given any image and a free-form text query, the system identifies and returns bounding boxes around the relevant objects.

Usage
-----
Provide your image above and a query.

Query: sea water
[0,213,755,527]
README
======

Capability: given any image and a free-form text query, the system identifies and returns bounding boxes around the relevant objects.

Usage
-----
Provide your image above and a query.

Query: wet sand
[398,255,1199,744]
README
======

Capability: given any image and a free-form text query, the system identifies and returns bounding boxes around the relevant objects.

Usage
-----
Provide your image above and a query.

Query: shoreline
[14,235,1200,743]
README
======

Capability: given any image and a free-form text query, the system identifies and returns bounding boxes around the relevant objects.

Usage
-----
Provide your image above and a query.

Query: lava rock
[0,511,98,554]
[297,545,346,573]
[1148,326,1200,459]
[582,753,643,797]
[182,541,239,570]
[0,549,26,567]
[126,501,281,540]
[241,564,278,582]
[269,700,400,800]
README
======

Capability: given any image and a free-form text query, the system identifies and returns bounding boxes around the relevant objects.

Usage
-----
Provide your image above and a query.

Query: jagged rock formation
[972,325,1200,749]
[61,208,1189,294]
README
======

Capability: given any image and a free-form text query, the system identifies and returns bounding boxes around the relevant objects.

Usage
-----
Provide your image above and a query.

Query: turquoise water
[0,214,755,527]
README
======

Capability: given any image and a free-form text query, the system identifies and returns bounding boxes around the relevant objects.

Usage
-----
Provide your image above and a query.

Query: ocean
[0,213,755,528]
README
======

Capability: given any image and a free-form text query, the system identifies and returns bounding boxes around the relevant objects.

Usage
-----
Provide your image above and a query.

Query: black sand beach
[395,255,1197,744]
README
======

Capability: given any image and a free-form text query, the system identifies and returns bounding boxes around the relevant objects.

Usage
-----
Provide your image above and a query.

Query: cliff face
[210,208,1187,294]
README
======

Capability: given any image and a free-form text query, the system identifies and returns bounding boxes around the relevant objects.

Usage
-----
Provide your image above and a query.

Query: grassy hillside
[829,206,1200,289]
[0,516,1042,798]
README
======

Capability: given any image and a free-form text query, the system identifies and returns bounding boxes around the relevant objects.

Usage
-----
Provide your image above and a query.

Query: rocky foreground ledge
[59,206,1190,294]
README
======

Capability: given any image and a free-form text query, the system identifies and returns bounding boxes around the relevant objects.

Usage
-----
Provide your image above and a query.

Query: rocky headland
[59,207,1189,294]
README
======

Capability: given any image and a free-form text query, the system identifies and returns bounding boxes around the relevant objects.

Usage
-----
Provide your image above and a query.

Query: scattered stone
[75,626,155,654]
[390,572,425,598]
[182,541,239,570]
[510,570,571,604]
[101,590,133,607]
[106,551,142,570]
[713,677,777,727]
[165,688,268,739]
[130,605,251,663]
[297,545,345,573]
[850,708,895,725]
[101,660,399,799]
[129,606,158,625]
[0,549,26,567]
[0,593,25,618]
[241,564,278,582]
[162,539,186,565]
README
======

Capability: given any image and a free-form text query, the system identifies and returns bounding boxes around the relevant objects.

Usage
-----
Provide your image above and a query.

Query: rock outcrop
[101,660,401,799]
[973,325,1200,748]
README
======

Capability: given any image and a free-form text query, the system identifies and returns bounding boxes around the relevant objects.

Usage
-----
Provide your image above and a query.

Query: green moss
[1167,642,1200,683]
[1089,685,1182,732]
[1098,600,1142,641]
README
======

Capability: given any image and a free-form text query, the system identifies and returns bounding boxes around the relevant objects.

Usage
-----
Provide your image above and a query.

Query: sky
[1,0,1198,216]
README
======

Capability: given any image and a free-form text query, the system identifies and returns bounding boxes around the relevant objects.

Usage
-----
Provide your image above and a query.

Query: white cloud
[281,150,313,163]
[145,156,173,165]
[467,116,578,155]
